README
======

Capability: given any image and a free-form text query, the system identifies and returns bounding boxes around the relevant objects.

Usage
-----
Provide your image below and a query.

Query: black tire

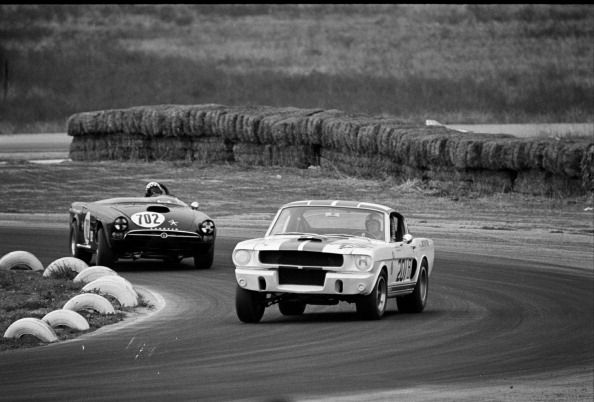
[279,300,306,316]
[69,222,92,264]
[96,227,115,267]
[235,285,265,323]
[397,260,429,313]
[193,244,214,269]
[356,272,388,320]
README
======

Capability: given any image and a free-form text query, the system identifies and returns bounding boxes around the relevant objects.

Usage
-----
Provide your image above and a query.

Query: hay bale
[191,136,232,163]
[582,143,594,191]
[187,104,226,137]
[298,109,344,145]
[255,107,317,145]
[232,142,313,168]
[320,148,403,179]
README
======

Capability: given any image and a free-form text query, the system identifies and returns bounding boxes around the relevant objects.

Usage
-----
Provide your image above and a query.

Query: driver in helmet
[145,181,169,197]
[364,213,383,239]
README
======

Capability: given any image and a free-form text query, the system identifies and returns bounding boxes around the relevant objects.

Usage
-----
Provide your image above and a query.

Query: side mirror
[403,233,413,244]
[191,201,199,210]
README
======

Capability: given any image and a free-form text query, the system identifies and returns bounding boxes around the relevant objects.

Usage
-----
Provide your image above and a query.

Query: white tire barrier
[42,309,90,331]
[82,276,138,307]
[94,275,135,293]
[43,257,89,278]
[3,317,58,343]
[0,251,44,271]
[63,293,115,314]
[73,265,118,285]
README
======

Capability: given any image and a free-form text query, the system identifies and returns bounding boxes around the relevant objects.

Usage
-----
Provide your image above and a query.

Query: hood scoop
[147,205,170,213]
[298,236,324,242]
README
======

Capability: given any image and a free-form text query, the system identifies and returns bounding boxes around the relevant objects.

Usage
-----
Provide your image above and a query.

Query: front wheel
[356,272,388,320]
[96,227,115,267]
[235,285,265,323]
[397,260,429,313]
[69,222,92,264]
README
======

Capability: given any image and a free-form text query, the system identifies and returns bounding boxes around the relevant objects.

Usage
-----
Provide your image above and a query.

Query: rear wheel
[235,285,265,323]
[397,260,429,313]
[193,244,214,269]
[279,300,306,316]
[69,222,92,264]
[96,227,115,267]
[356,272,388,320]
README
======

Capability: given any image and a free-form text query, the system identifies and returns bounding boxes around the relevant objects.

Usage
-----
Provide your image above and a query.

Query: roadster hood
[236,234,377,255]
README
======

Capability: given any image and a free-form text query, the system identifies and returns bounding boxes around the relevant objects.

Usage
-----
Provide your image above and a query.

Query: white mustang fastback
[233,200,435,323]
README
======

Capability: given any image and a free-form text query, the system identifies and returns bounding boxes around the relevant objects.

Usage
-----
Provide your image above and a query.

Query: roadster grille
[125,230,200,239]
[259,250,343,267]
[120,230,205,253]
[278,267,326,286]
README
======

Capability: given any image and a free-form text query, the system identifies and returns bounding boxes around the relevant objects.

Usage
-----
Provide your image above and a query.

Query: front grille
[120,230,204,252]
[125,230,200,239]
[278,267,326,286]
[259,250,343,267]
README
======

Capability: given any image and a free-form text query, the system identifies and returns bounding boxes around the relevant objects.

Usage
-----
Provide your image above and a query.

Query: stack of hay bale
[67,104,593,196]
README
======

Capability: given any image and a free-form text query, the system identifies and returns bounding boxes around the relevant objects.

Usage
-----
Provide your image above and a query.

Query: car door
[389,212,416,294]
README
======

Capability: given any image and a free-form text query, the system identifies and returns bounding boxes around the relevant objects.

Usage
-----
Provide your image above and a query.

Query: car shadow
[104,258,196,272]
[260,308,445,324]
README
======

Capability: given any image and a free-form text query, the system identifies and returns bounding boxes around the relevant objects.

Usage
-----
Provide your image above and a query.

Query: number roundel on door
[130,212,165,228]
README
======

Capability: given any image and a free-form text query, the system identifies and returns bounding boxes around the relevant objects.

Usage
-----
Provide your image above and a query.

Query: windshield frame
[95,196,187,207]
[266,205,388,241]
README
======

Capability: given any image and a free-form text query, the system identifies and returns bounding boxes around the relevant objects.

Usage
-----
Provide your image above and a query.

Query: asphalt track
[0,226,592,401]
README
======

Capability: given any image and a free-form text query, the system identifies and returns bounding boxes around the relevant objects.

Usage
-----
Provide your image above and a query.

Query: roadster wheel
[96,227,115,268]
[397,260,429,313]
[193,245,214,269]
[69,222,92,264]
[279,300,306,316]
[235,285,265,323]
[356,271,388,320]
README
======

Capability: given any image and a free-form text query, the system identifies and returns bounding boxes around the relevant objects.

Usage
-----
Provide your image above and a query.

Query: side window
[401,218,408,238]
[390,213,404,242]
[390,214,398,242]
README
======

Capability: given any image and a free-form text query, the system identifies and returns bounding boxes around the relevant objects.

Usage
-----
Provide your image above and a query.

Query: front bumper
[235,267,376,296]
[111,229,214,257]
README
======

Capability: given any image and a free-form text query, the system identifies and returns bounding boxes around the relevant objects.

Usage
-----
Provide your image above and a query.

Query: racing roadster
[233,200,434,322]
[69,195,216,269]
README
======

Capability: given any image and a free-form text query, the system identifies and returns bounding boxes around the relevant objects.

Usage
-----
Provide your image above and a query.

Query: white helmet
[145,181,164,197]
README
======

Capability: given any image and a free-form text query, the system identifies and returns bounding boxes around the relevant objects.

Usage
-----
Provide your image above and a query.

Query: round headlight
[354,255,373,271]
[233,249,252,266]
[113,217,128,231]
[199,220,215,235]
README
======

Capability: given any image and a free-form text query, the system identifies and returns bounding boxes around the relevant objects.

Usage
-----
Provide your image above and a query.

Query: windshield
[268,206,386,240]
[96,196,187,207]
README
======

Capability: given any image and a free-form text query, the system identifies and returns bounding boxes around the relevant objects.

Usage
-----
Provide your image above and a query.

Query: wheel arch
[376,264,389,288]
[95,220,113,248]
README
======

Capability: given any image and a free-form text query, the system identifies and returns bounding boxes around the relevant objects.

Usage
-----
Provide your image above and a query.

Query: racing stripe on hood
[277,237,366,253]
[278,239,328,252]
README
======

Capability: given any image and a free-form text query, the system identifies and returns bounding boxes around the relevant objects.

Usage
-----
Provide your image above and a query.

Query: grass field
[0,160,591,233]
[0,269,128,351]
[1,4,593,133]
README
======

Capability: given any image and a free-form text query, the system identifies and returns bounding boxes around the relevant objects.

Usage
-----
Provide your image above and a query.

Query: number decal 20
[395,258,413,282]
[131,212,165,228]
